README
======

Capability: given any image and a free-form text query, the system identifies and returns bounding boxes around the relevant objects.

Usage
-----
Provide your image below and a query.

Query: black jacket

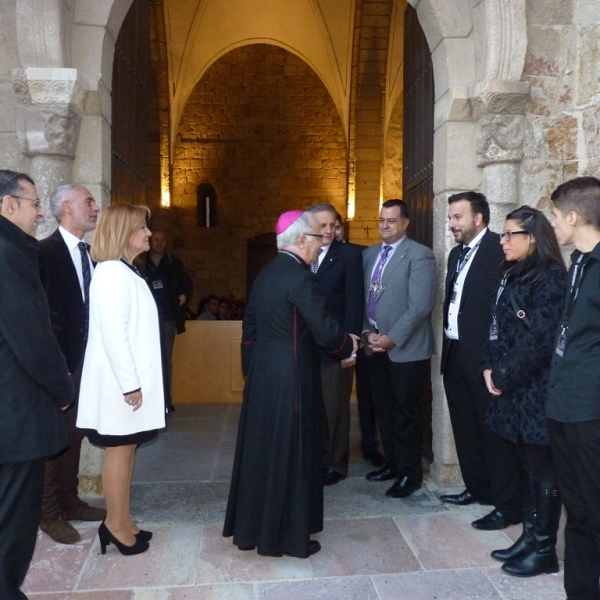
[441,229,504,380]
[314,240,364,363]
[482,262,566,444]
[38,229,88,373]
[0,215,73,463]
[547,243,600,423]
[141,252,193,333]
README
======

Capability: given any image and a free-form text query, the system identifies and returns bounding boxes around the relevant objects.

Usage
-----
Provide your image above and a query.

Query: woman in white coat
[77,204,165,556]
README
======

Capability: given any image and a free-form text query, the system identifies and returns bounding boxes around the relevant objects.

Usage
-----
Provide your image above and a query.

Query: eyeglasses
[11,195,42,210]
[500,230,529,241]
[303,233,324,240]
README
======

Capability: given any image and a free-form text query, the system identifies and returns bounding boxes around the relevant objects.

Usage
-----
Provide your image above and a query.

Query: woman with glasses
[481,205,566,577]
[77,204,165,556]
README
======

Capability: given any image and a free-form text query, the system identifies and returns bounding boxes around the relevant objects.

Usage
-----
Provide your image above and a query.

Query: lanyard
[454,239,482,280]
[489,273,509,324]
[560,253,589,330]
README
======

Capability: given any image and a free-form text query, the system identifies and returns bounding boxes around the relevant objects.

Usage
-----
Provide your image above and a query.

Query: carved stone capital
[12,68,85,158]
[470,80,531,120]
[476,114,525,166]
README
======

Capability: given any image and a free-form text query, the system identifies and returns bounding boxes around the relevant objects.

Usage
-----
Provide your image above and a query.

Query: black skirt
[83,428,158,448]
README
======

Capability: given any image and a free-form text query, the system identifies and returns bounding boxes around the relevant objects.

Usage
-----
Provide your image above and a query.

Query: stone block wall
[172,44,347,303]
[522,0,600,211]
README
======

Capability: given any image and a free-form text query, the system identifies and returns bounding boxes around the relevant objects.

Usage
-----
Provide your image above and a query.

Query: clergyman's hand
[349,333,360,355]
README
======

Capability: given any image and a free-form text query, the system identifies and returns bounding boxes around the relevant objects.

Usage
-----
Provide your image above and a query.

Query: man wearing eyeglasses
[306,204,364,487]
[0,170,74,600]
[37,185,105,544]
[361,199,437,498]
[441,191,522,531]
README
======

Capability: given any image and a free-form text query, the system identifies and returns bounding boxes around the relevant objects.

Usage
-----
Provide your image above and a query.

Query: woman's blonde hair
[91,204,151,262]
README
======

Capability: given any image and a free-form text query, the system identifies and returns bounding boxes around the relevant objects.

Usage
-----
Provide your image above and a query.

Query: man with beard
[38,185,106,543]
[441,192,522,530]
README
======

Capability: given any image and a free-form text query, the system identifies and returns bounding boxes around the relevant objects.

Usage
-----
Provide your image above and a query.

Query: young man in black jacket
[547,176,600,600]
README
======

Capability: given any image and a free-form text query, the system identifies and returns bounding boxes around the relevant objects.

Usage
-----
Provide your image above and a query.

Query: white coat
[77,260,166,435]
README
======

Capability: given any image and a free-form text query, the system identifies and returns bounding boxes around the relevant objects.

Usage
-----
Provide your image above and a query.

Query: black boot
[491,471,535,562]
[502,481,560,577]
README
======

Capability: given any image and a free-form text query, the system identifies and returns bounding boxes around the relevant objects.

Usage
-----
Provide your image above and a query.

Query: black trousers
[549,418,600,600]
[368,353,427,484]
[443,340,521,517]
[321,362,354,476]
[0,458,46,600]
[355,348,379,453]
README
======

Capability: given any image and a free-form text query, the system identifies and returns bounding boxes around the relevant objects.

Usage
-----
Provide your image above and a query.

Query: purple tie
[368,245,393,323]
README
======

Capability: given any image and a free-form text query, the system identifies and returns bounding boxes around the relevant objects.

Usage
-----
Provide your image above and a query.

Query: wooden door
[111,0,151,205]
[403,4,435,463]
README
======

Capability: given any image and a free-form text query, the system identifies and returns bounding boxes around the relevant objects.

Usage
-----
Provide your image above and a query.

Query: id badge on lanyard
[489,318,498,341]
[555,328,567,357]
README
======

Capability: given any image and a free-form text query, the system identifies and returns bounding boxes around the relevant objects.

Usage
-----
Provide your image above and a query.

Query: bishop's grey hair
[276,211,312,249]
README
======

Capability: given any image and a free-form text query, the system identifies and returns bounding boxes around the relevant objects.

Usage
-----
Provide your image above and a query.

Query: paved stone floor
[25,404,566,599]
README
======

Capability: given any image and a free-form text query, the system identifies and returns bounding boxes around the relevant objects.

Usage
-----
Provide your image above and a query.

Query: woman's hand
[483,369,502,396]
[124,390,143,411]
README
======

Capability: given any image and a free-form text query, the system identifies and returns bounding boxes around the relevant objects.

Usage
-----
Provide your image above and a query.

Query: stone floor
[25,404,567,599]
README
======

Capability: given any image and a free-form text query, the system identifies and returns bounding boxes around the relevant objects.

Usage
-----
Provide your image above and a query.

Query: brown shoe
[62,500,106,522]
[40,516,81,544]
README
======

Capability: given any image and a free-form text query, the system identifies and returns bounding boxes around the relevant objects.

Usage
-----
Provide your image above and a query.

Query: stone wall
[522,0,600,211]
[172,44,347,304]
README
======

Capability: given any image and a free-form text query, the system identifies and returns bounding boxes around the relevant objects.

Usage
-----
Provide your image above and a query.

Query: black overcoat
[481,263,566,445]
[0,216,73,463]
[223,251,353,558]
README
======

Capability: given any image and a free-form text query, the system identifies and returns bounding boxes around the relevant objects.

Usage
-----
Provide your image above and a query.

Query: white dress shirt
[445,227,487,340]
[58,226,94,302]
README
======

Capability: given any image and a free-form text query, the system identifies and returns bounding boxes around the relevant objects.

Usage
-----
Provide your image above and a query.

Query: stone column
[12,67,104,496]
[471,81,531,229]
[12,67,85,237]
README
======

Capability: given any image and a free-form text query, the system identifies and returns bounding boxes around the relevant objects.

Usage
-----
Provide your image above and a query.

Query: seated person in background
[196,295,221,320]
[219,299,232,320]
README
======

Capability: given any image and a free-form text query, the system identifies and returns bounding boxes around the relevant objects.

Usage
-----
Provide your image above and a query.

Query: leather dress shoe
[62,500,106,522]
[323,467,346,486]
[39,515,81,544]
[471,509,522,530]
[366,465,396,482]
[385,475,421,498]
[363,449,385,467]
[440,489,476,506]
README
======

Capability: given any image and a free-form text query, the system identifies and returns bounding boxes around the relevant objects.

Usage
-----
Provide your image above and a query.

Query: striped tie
[78,241,91,339]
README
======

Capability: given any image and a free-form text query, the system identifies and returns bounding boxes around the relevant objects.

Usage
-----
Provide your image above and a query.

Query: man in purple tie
[361,200,437,498]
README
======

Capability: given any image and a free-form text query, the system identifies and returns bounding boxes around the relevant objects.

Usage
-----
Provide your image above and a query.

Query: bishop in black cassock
[223,210,355,558]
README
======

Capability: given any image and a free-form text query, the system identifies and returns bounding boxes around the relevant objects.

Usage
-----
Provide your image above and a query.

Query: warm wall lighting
[161,188,171,208]
[347,185,355,220]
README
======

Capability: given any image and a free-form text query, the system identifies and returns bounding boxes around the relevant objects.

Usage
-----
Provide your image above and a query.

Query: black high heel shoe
[135,529,153,542]
[98,522,149,555]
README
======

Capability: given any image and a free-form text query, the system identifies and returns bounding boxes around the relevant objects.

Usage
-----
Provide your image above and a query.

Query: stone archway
[14,0,531,486]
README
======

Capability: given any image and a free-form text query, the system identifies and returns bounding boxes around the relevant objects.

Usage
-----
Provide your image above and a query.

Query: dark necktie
[78,241,91,338]
[311,248,324,273]
[452,245,470,285]
[368,244,393,322]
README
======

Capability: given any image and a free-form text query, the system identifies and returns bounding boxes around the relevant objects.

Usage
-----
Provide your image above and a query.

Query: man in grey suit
[362,199,437,498]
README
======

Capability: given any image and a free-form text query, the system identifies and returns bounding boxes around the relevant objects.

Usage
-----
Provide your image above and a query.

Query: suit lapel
[458,229,494,308]
[317,240,341,277]
[52,229,84,297]
[381,238,410,288]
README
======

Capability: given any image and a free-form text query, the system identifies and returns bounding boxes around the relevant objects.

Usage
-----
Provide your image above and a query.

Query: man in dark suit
[441,191,522,530]
[38,184,106,544]
[307,204,364,485]
[334,213,384,466]
[0,170,73,599]
[362,199,437,498]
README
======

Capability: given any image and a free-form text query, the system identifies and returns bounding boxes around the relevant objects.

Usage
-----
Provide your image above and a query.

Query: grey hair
[276,211,312,249]
[307,203,337,216]
[49,184,83,222]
